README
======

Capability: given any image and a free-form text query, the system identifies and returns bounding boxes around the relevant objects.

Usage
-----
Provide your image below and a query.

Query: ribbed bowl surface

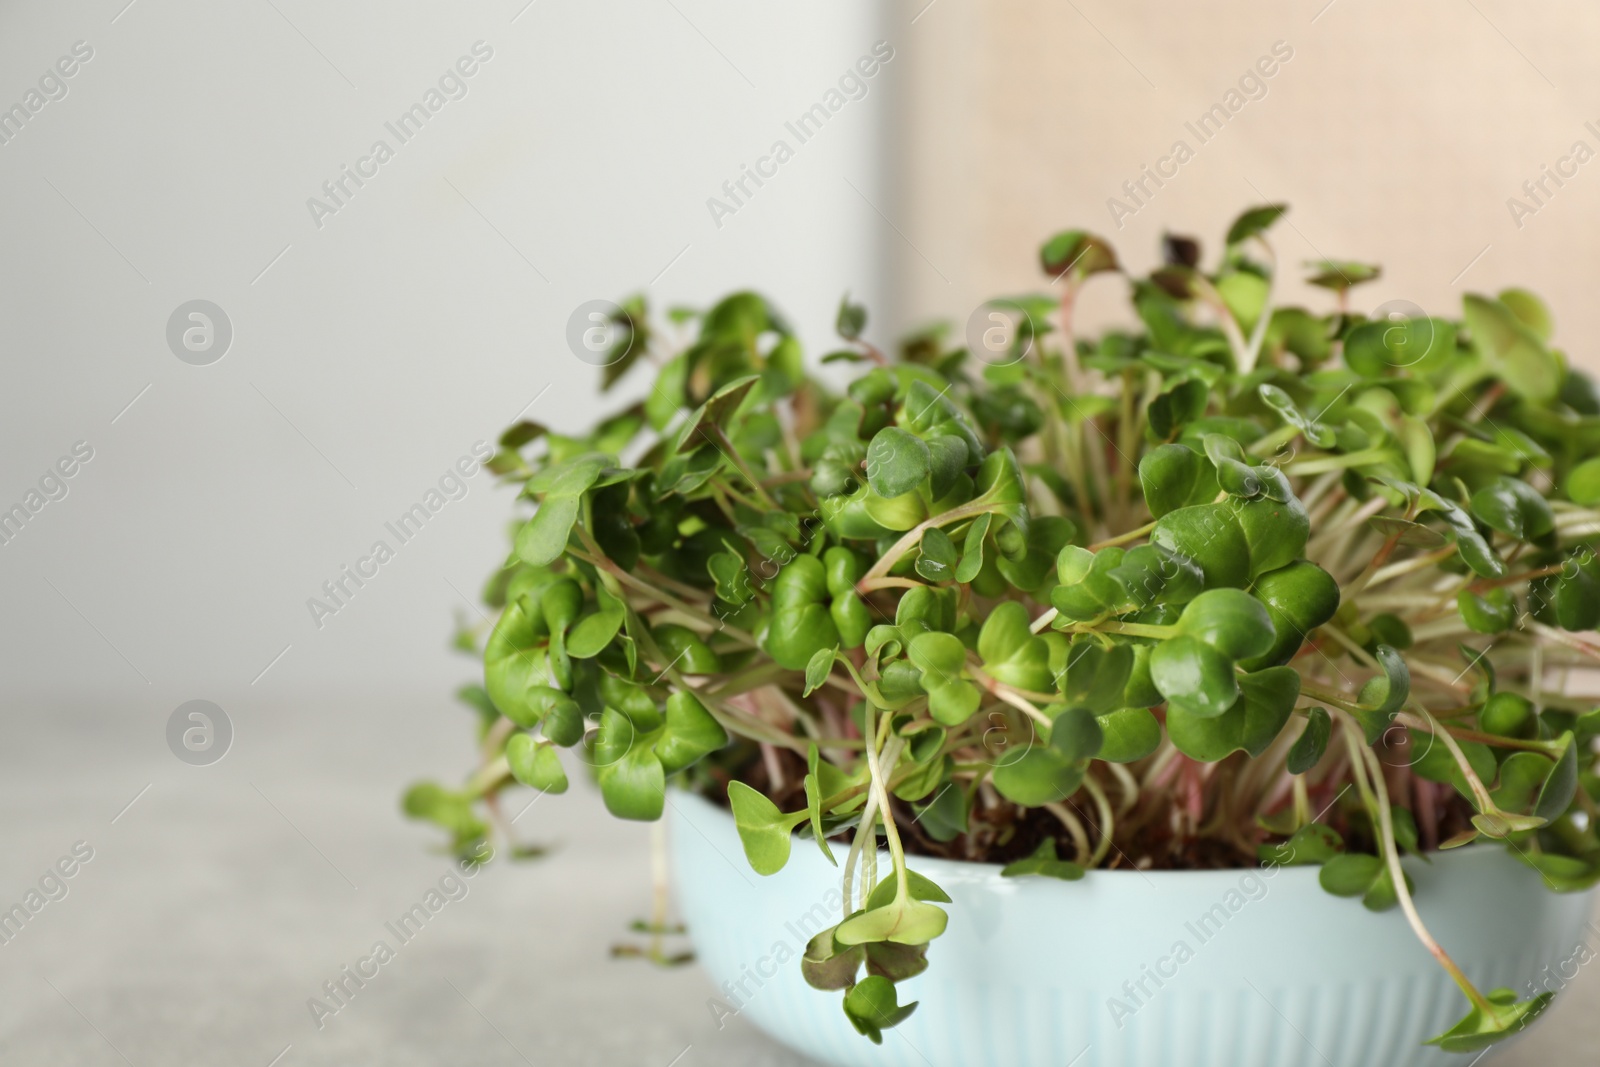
[669,790,1597,1067]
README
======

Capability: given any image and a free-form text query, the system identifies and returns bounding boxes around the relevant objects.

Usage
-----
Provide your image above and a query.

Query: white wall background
[0,0,896,707]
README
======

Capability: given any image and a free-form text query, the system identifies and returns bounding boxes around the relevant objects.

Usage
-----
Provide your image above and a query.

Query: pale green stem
[1043,801,1092,864]
[1321,624,1379,670]
[1393,712,1565,756]
[864,709,911,901]
[1351,722,1496,1016]
[1083,776,1116,866]
[707,425,778,509]
[841,767,880,915]
[631,610,807,753]
[1088,520,1157,550]
[570,545,760,649]
[1192,276,1252,373]
[1292,774,1311,826]
[466,756,511,798]
[1410,705,1497,814]
[1287,447,1393,477]
[1367,545,1458,589]
[1106,761,1141,815]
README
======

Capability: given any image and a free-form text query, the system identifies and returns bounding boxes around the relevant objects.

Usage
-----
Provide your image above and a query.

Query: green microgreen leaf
[801,927,862,990]
[1093,707,1161,762]
[954,512,992,583]
[915,526,958,582]
[505,734,569,793]
[727,780,800,875]
[1469,476,1555,542]
[802,745,839,867]
[842,975,918,1044]
[1259,383,1336,447]
[804,647,837,698]
[655,691,729,774]
[992,745,1083,807]
[908,632,981,726]
[669,375,759,455]
[1353,644,1410,742]
[1174,588,1276,660]
[1318,852,1409,911]
[836,293,868,341]
[1427,989,1554,1053]
[1287,707,1331,774]
[1058,641,1135,714]
[977,601,1053,691]
[866,426,932,499]
[1566,456,1600,504]
[1149,635,1239,718]
[1535,731,1579,822]
[765,555,841,670]
[1259,824,1342,866]
[1000,837,1085,880]
[596,736,665,821]
[1344,317,1455,377]
[1225,203,1286,245]
[567,584,626,658]
[516,455,610,565]
[1039,230,1118,279]
[1166,666,1300,762]
[1463,293,1563,402]
[1305,259,1380,291]
[1242,561,1340,670]
[835,896,949,947]
[1048,705,1104,762]
[865,868,953,909]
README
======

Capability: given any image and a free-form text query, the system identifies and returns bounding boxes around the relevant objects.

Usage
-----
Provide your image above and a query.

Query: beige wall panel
[896,0,1600,372]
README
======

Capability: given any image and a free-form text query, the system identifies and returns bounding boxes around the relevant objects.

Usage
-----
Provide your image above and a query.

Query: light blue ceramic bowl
[669,789,1597,1067]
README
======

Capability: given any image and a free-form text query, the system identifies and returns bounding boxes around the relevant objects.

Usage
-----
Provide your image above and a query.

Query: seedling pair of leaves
[804,871,951,1042]
[1406,721,1575,842]
[765,551,871,670]
[729,744,871,874]
[1429,989,1555,1054]
[1258,823,1343,867]
[1153,492,1311,589]
[991,706,1103,806]
[1345,644,1409,745]
[865,425,970,504]
[802,927,930,991]
[1146,588,1278,718]
[400,782,489,856]
[1051,540,1203,620]
[1478,731,1579,838]
[1318,851,1412,912]
[484,582,586,731]
[906,632,982,727]
[1461,292,1564,404]
[589,689,729,820]
[842,379,986,530]
[1055,632,1133,696]
[999,837,1086,880]
[1528,551,1600,631]
[835,870,950,948]
[515,454,623,567]
[1257,383,1337,448]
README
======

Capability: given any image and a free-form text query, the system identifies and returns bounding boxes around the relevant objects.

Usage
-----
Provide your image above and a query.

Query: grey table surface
[2,689,1594,1066]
